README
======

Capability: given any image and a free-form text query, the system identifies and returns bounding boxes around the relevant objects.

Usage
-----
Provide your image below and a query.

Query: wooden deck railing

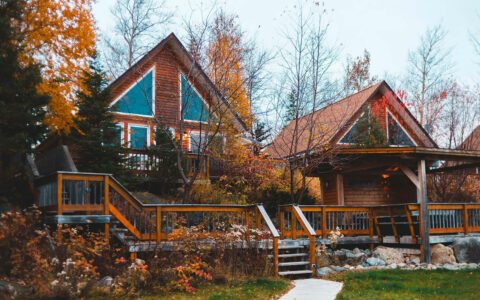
[279,203,480,244]
[35,171,281,272]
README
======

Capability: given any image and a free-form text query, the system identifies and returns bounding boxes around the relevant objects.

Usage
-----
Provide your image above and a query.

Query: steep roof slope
[109,33,249,133]
[266,82,383,159]
[460,126,480,151]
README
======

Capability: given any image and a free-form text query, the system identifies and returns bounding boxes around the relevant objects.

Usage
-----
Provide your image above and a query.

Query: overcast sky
[94,0,480,84]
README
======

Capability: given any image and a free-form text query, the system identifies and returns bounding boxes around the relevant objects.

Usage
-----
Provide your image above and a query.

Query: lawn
[329,269,480,300]
[134,278,291,300]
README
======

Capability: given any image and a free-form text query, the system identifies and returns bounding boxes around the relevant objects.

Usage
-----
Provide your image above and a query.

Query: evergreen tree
[252,121,271,155]
[72,56,125,176]
[147,125,179,195]
[0,0,49,205]
[284,88,298,125]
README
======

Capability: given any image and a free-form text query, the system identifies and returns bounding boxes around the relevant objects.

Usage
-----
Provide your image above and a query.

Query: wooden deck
[34,171,480,276]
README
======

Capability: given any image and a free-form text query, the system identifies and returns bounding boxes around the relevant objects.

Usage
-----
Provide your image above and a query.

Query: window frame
[385,108,417,147]
[128,123,151,149]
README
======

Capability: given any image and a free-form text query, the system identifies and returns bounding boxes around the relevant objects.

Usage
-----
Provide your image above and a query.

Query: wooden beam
[336,174,344,205]
[418,159,431,263]
[400,165,420,189]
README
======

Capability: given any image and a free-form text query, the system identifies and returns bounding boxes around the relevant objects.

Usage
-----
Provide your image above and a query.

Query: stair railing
[291,205,317,276]
[255,204,280,274]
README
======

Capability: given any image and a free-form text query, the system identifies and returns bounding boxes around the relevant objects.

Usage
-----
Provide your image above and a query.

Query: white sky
[94,0,480,83]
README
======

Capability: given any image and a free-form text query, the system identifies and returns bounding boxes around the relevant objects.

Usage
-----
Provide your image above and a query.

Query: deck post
[245,208,250,240]
[291,208,297,240]
[273,237,279,275]
[463,204,469,235]
[321,207,327,239]
[57,173,63,243]
[104,176,110,240]
[156,207,162,242]
[309,235,316,276]
[418,159,431,263]
[279,208,285,239]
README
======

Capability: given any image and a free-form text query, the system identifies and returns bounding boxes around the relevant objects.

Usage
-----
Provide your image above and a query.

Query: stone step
[278,245,305,250]
[279,261,310,267]
[278,270,312,276]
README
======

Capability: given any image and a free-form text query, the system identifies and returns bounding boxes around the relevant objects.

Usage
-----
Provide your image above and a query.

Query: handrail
[256,204,280,238]
[292,205,316,236]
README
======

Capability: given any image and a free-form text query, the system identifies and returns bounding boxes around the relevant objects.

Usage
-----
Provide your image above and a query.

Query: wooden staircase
[275,240,313,277]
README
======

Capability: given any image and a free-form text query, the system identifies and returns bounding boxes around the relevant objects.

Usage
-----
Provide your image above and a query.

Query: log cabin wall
[320,174,338,205]
[343,174,386,205]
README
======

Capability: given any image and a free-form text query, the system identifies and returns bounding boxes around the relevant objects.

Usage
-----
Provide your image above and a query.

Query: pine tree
[72,55,125,176]
[252,121,271,155]
[0,0,49,205]
[284,88,298,125]
[147,125,179,195]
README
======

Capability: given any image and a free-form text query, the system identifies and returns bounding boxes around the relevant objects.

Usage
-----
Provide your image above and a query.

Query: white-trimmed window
[128,124,150,149]
[114,123,124,146]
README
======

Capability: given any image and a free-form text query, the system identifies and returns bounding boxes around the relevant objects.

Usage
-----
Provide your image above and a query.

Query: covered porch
[303,147,480,262]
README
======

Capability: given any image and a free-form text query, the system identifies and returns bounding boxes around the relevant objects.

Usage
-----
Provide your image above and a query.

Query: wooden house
[267,81,480,206]
[36,33,249,180]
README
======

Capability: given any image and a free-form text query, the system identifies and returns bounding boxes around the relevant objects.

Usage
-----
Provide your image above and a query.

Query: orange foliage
[20,0,96,135]
[207,11,252,126]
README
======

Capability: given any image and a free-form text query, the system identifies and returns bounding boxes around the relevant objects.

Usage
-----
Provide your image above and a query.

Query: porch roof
[336,147,480,162]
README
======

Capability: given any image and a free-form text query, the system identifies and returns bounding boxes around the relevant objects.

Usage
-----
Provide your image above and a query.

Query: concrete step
[279,261,309,267]
[278,270,312,276]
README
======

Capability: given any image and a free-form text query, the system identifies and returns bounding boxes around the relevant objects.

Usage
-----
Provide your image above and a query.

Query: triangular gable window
[111,69,154,116]
[339,114,367,144]
[181,75,208,122]
[387,111,416,146]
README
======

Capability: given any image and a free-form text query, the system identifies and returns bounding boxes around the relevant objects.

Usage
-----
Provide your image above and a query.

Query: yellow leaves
[20,0,96,135]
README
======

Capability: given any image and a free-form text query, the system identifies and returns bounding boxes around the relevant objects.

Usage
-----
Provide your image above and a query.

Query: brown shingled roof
[460,126,480,151]
[266,82,383,159]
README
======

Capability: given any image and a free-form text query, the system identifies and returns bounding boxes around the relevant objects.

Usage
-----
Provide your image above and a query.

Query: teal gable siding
[112,70,154,116]
[181,75,208,122]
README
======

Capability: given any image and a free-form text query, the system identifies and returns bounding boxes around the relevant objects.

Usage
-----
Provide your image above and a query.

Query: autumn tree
[102,0,172,79]
[344,49,377,94]
[19,0,96,135]
[0,0,49,205]
[270,1,339,203]
[405,24,453,139]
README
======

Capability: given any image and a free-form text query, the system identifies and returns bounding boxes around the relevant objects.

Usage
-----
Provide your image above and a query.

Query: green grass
[134,278,291,300]
[329,269,480,300]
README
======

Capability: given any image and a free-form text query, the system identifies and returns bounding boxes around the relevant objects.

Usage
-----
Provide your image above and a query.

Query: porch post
[336,174,344,205]
[418,159,431,263]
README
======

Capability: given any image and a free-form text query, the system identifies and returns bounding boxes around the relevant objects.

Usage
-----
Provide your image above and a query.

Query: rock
[398,263,406,268]
[364,249,371,256]
[98,276,113,288]
[442,263,460,271]
[345,251,366,266]
[388,263,398,269]
[317,266,336,276]
[343,264,354,270]
[331,266,346,272]
[315,254,331,268]
[467,263,478,269]
[451,238,480,263]
[431,244,456,265]
[356,265,364,269]
[366,257,386,266]
[352,248,362,255]
[410,257,421,265]
[373,247,405,265]
[334,249,347,259]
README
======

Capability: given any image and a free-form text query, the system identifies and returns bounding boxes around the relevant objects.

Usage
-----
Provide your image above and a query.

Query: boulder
[317,266,335,276]
[431,244,456,264]
[451,238,480,263]
[373,247,405,265]
[345,251,365,266]
[366,257,386,266]
[315,254,331,268]
[331,265,346,272]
